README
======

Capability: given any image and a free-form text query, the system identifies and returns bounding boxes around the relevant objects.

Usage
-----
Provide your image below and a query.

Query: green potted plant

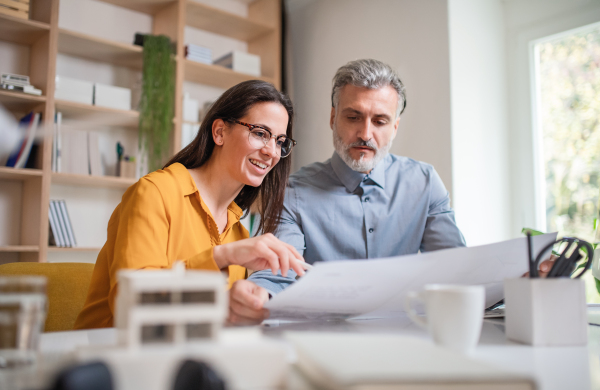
[138,35,175,173]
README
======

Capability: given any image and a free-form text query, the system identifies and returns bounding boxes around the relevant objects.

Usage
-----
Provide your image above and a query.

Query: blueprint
[264,233,557,320]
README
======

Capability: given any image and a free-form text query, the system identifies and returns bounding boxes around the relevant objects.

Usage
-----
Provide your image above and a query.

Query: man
[227,59,466,324]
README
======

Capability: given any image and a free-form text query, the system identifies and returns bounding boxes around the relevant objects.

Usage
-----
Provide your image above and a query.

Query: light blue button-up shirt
[249,152,466,295]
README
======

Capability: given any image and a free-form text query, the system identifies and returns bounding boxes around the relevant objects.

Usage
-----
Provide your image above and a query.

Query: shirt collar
[168,162,243,221]
[331,152,387,192]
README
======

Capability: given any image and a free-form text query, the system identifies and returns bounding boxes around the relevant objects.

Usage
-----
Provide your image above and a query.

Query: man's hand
[228,280,270,325]
[214,233,305,277]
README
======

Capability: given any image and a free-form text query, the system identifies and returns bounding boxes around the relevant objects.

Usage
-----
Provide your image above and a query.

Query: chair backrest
[0,262,95,332]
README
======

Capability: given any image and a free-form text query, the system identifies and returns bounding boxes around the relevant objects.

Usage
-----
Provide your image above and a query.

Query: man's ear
[391,116,400,141]
[212,119,226,145]
[330,106,336,130]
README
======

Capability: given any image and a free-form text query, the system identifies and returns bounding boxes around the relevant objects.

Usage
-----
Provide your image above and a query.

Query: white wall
[448,0,511,246]
[504,0,600,236]
[286,0,454,195]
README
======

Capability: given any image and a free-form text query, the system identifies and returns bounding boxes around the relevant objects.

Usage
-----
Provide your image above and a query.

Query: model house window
[533,23,600,302]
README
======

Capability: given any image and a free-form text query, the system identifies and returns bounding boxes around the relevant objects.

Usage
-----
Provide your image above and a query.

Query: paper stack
[1,73,42,96]
[185,44,212,64]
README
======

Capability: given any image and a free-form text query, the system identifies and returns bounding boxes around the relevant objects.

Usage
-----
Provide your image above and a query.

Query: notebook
[285,332,535,390]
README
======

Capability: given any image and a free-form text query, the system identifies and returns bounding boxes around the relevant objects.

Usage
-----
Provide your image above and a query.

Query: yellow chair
[0,262,94,332]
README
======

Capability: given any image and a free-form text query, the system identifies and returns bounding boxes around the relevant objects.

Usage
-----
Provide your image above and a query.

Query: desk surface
[3,308,600,390]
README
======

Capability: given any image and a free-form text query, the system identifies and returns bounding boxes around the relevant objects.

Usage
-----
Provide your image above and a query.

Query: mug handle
[404,291,427,328]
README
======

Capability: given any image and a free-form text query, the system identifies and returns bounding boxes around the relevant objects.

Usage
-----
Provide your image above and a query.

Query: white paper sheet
[264,234,557,320]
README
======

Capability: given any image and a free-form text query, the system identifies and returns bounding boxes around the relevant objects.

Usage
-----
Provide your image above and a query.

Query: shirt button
[364,197,370,202]
[369,228,374,233]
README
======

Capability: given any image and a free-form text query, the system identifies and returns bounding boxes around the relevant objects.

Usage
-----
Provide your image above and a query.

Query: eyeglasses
[228,119,296,158]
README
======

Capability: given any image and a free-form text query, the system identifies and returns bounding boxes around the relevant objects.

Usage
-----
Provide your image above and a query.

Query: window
[533,23,600,303]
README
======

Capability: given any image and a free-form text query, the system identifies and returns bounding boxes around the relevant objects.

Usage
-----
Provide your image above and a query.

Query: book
[88,132,102,176]
[61,130,89,175]
[49,200,66,247]
[59,200,77,248]
[14,112,40,168]
[53,200,72,247]
[0,83,42,96]
[286,332,535,390]
[1,73,29,86]
[5,112,35,168]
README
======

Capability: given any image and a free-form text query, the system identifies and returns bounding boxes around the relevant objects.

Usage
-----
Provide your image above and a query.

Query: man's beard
[333,125,392,173]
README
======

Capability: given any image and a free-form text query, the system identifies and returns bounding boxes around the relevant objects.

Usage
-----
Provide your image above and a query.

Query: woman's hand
[213,233,306,277]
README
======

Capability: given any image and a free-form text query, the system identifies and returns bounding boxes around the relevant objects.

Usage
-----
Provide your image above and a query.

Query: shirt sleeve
[420,167,466,252]
[107,179,219,313]
[249,185,303,296]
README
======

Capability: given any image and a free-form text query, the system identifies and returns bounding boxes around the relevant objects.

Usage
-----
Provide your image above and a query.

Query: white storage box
[94,83,132,111]
[55,76,94,105]
[504,278,588,346]
[214,51,261,77]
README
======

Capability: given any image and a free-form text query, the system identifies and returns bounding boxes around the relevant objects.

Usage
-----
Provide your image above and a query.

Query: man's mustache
[347,140,378,151]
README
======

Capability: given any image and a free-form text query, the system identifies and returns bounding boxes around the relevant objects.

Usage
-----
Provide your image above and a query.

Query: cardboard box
[94,83,132,111]
[55,76,94,105]
[214,51,261,77]
[504,278,588,346]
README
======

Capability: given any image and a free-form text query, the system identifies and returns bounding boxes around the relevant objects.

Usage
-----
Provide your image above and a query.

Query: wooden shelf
[96,0,175,15]
[0,90,46,111]
[0,167,43,181]
[184,60,274,89]
[47,247,101,252]
[186,1,274,41]
[58,29,143,70]
[52,172,137,189]
[0,245,39,252]
[0,14,50,46]
[55,100,139,128]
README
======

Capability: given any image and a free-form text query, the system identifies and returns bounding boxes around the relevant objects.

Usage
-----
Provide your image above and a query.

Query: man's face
[330,85,400,173]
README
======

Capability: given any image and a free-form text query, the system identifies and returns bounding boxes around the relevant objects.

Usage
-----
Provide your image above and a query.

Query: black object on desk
[49,361,113,390]
[173,360,226,390]
[530,237,594,278]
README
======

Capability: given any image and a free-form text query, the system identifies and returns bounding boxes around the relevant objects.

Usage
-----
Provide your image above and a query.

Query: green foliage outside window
[537,25,600,301]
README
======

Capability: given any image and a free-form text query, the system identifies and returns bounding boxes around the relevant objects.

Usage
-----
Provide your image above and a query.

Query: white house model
[114,261,227,348]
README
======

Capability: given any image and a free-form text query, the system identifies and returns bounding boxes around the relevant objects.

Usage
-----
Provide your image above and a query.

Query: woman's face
[217,102,289,187]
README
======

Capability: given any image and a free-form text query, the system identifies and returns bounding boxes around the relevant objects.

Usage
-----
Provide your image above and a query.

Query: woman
[74,80,304,329]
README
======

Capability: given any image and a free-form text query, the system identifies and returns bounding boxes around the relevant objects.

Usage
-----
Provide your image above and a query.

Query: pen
[527,231,537,278]
[299,261,313,271]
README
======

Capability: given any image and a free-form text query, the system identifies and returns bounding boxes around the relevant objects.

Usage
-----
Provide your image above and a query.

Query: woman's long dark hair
[164,80,294,235]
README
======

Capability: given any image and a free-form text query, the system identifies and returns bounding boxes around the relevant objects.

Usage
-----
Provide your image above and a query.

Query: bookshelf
[0,0,282,263]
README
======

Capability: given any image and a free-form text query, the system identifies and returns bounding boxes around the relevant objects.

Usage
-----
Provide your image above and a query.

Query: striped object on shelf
[0,0,30,20]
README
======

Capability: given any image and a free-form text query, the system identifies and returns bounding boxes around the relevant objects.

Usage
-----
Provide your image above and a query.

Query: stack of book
[4,111,40,168]
[48,200,77,248]
[0,0,30,20]
[185,44,212,64]
[52,112,103,176]
[1,73,42,96]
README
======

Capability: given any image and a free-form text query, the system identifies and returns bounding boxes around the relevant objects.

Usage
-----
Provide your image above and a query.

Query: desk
[3,308,600,390]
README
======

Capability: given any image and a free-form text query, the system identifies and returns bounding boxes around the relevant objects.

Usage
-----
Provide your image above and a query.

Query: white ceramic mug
[404,284,485,354]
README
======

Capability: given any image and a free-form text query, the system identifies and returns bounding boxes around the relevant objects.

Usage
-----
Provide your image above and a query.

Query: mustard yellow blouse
[74,163,248,329]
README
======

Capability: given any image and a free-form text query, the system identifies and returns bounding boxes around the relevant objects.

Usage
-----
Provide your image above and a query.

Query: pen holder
[504,278,588,346]
[119,160,136,179]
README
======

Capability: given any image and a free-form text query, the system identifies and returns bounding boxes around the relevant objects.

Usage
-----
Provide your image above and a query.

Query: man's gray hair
[331,59,406,118]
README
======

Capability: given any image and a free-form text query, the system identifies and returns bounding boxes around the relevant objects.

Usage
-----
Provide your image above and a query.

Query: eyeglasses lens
[249,130,292,157]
